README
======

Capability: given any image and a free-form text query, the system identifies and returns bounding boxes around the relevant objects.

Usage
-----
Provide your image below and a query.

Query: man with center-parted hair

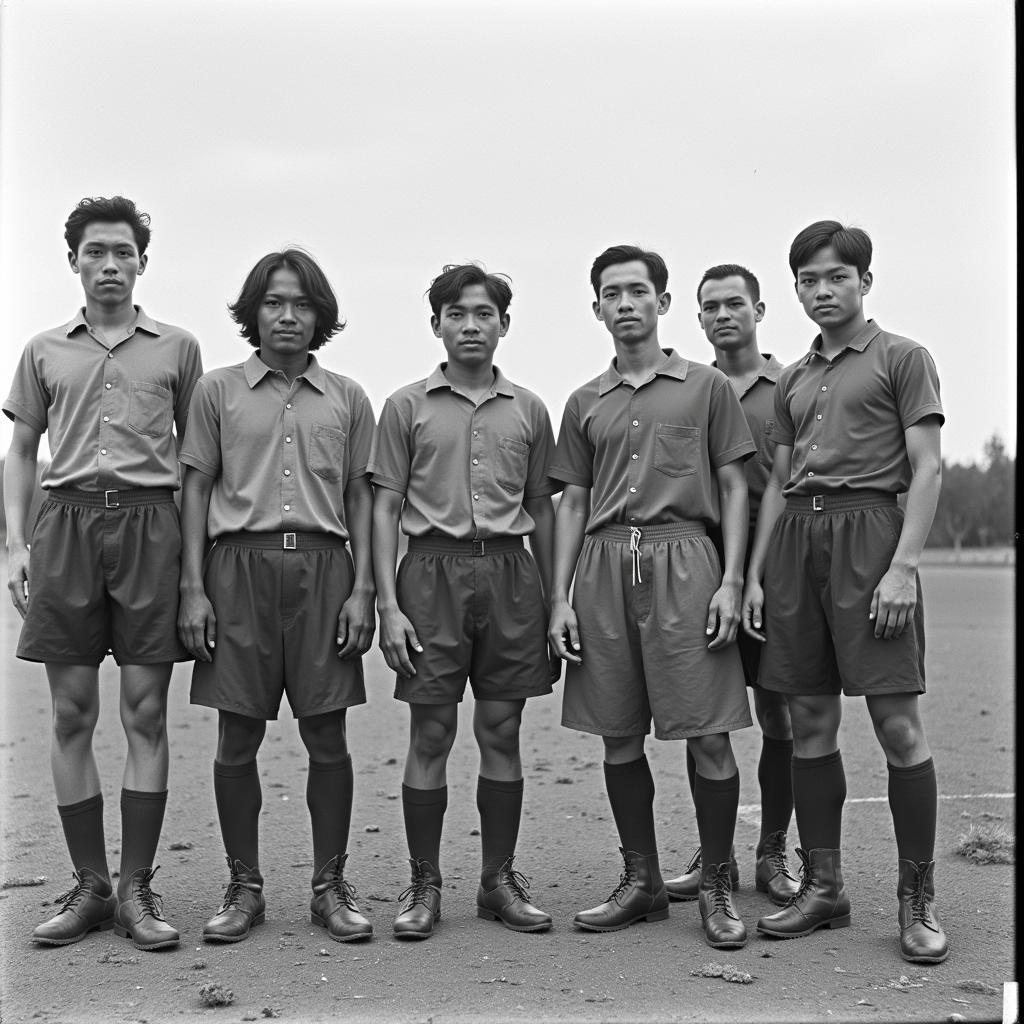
[177,248,376,944]
[743,220,948,964]
[663,264,799,907]
[370,263,558,940]
[4,196,202,950]
[548,244,756,950]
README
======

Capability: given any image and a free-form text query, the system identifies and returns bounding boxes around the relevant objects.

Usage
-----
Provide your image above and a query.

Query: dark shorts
[394,535,554,705]
[17,488,188,666]
[562,522,753,741]
[190,532,366,720]
[757,493,926,697]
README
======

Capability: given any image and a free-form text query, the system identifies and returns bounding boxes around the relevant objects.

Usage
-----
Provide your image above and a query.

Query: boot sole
[32,918,114,946]
[476,907,552,932]
[311,914,373,942]
[900,948,949,964]
[113,924,180,950]
[573,907,670,932]
[393,912,440,940]
[203,912,265,943]
[705,935,748,950]
[666,890,698,903]
[757,914,851,938]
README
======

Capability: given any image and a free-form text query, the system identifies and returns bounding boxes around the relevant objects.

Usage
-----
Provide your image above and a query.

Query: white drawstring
[629,526,642,585]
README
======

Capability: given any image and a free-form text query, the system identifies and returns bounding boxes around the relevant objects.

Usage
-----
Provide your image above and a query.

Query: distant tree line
[927,434,1015,550]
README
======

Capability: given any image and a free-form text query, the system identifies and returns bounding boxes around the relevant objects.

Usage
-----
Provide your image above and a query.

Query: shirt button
[473,494,479,500]
[821,386,828,392]
[632,419,639,427]
[286,403,293,409]
[811,444,818,451]
[284,469,291,476]
[107,352,114,359]
[284,504,291,511]
[105,383,112,390]
[473,430,479,437]
[807,472,815,477]
[816,414,823,420]
[100,449,107,455]
[629,486,637,493]
[285,436,292,443]
[472,459,479,465]
[103,416,110,423]
[631,453,638,460]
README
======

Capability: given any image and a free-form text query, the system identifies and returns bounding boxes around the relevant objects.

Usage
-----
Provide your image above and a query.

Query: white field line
[737,792,1014,820]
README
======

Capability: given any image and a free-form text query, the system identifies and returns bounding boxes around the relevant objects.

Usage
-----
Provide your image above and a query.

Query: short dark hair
[427,264,513,318]
[697,264,761,305]
[590,245,668,298]
[229,249,345,352]
[789,220,872,278]
[64,196,152,256]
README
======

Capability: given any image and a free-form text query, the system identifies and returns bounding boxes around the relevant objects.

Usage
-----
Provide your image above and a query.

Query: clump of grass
[955,823,1014,864]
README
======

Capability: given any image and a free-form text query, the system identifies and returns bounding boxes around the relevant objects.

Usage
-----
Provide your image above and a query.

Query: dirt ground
[0,564,1015,1024]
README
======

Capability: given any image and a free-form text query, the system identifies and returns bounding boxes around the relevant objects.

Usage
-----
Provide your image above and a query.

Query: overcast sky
[0,0,1015,466]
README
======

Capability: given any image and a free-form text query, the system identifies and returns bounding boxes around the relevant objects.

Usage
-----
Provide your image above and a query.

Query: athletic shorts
[17,488,188,666]
[757,492,926,696]
[561,522,753,741]
[190,532,366,719]
[394,535,554,704]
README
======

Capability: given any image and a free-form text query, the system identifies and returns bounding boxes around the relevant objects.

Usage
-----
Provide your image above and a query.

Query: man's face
[794,245,872,330]
[69,222,146,307]
[698,275,764,351]
[593,261,670,343]
[431,283,509,369]
[257,267,317,358]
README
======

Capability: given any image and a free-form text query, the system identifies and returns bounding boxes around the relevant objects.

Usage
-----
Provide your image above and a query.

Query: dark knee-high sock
[604,756,657,856]
[119,789,167,891]
[758,736,794,843]
[887,758,937,863]
[686,744,697,797]
[693,772,740,866]
[792,750,846,851]
[306,756,353,873]
[402,784,447,881]
[477,776,524,886]
[58,793,109,883]
[214,759,262,868]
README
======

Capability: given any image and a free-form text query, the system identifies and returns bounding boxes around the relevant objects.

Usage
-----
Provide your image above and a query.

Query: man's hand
[706,581,741,650]
[7,544,30,618]
[870,563,917,640]
[742,578,767,642]
[178,588,217,662]
[337,589,376,659]
[548,598,582,665]
[378,605,422,678]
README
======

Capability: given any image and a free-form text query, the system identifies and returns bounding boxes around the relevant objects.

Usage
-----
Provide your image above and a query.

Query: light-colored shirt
[179,352,374,539]
[550,349,756,533]
[3,308,203,490]
[369,364,557,540]
[773,321,944,497]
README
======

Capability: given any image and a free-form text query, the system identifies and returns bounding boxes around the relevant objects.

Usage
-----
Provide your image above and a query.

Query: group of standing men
[4,196,948,968]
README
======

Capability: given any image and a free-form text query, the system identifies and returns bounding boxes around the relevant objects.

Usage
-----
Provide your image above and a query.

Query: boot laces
[608,859,640,902]
[398,862,438,911]
[907,864,933,925]
[706,863,734,914]
[53,872,89,911]
[761,831,794,877]
[323,863,359,909]
[498,858,533,903]
[683,848,702,875]
[787,849,814,905]
[132,867,167,921]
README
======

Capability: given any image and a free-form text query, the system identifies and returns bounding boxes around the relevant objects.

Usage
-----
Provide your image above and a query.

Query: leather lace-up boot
[393,858,441,940]
[665,847,739,902]
[755,830,800,906]
[311,853,373,942]
[113,866,180,950]
[203,857,265,943]
[573,848,670,932]
[698,860,747,949]
[756,848,851,938]
[897,859,949,963]
[32,868,116,946]
[477,856,552,932]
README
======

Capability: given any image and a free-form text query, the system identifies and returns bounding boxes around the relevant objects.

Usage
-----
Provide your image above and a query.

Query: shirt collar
[245,351,326,392]
[425,363,514,398]
[804,319,882,363]
[598,348,689,396]
[64,305,159,338]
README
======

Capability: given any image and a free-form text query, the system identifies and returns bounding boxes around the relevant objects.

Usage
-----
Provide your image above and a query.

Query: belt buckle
[104,489,120,509]
[472,539,486,556]
[283,532,297,550]
[812,495,824,512]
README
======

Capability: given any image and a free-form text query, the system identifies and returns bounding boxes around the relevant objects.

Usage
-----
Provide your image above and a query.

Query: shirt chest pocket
[308,423,347,482]
[653,424,701,478]
[128,381,173,438]
[495,437,530,494]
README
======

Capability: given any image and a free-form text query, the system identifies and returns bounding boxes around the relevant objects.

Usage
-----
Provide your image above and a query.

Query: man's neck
[443,360,496,401]
[713,342,765,378]
[819,313,868,358]
[613,336,666,387]
[84,297,137,337]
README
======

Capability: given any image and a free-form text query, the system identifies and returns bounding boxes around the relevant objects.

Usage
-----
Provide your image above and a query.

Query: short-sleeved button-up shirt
[3,308,203,490]
[179,352,375,539]
[368,364,557,540]
[774,321,944,498]
[712,353,783,526]
[549,349,756,533]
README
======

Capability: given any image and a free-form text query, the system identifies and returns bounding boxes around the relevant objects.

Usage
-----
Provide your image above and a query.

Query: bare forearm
[525,496,555,599]
[3,447,38,550]
[551,493,588,604]
[179,469,214,592]
[371,490,403,609]
[891,461,941,571]
[716,471,748,585]
[344,476,376,595]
